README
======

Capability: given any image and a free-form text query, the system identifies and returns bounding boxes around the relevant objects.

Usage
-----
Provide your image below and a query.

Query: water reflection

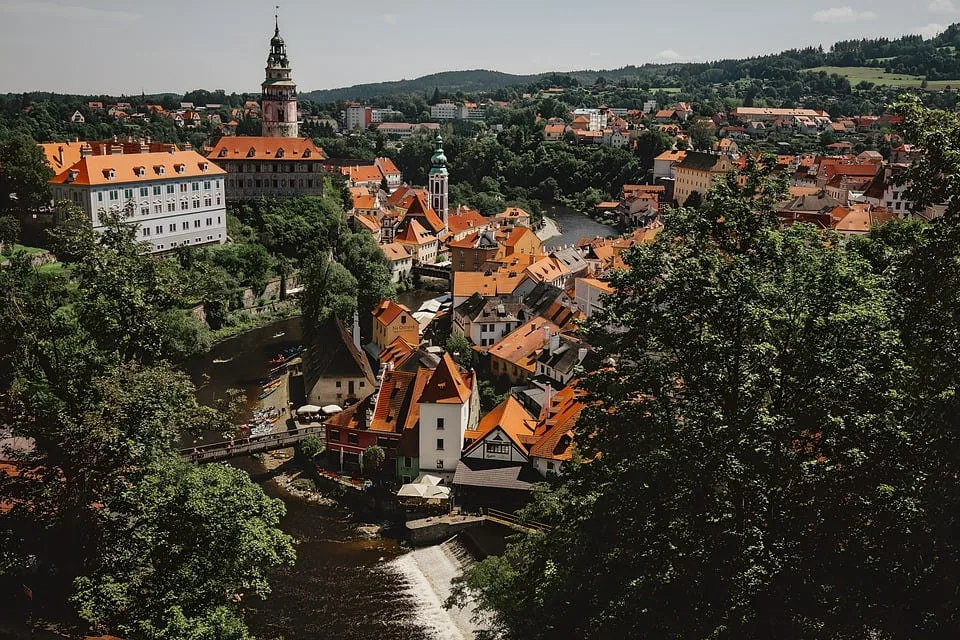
[545,205,617,248]
[184,317,479,640]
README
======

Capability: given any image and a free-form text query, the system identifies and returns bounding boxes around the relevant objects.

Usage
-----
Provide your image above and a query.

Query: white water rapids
[385,538,485,639]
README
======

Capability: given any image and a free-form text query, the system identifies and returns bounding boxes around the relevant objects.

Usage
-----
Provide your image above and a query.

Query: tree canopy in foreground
[449,105,960,639]
[0,205,294,639]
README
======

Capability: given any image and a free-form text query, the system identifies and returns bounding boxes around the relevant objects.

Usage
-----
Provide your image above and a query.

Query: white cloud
[382,13,396,24]
[654,50,682,62]
[916,22,947,37]
[0,1,141,22]
[928,0,957,13]
[812,6,878,23]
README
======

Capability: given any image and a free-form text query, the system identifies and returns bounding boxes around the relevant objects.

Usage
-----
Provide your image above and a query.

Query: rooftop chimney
[110,144,123,155]
[577,347,588,363]
[550,332,560,354]
[542,325,550,344]
[80,144,92,158]
[57,146,64,168]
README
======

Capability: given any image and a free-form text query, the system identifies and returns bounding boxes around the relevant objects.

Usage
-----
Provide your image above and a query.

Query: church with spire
[261,14,299,138]
[205,12,326,202]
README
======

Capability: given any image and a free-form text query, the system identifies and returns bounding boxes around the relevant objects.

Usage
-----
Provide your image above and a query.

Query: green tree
[300,434,325,459]
[446,333,476,369]
[687,120,717,151]
[633,129,673,175]
[0,133,53,216]
[362,445,385,473]
[300,252,358,331]
[72,460,294,639]
[449,160,958,639]
[336,228,396,317]
[0,203,294,638]
[0,214,21,248]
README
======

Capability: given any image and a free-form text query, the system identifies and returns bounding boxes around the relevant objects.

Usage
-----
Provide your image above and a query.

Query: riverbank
[208,303,300,346]
[536,214,561,242]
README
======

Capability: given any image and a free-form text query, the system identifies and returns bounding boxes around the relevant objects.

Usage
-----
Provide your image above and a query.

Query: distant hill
[303,70,542,102]
[303,24,960,101]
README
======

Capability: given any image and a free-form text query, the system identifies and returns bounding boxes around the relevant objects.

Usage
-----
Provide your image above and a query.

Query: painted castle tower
[261,15,299,138]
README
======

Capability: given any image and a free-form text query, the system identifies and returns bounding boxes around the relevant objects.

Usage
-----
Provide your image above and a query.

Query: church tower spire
[428,133,449,232]
[261,11,298,138]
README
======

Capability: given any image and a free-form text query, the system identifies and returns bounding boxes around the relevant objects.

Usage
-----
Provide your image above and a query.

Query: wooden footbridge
[483,507,552,534]
[180,425,326,464]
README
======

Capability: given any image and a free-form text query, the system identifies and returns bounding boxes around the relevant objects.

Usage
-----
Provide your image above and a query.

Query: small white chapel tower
[428,133,449,232]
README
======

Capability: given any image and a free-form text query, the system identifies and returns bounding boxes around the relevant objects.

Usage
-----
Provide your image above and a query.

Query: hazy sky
[0,0,957,95]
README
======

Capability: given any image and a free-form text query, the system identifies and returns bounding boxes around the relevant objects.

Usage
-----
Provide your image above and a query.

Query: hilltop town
[6,12,960,640]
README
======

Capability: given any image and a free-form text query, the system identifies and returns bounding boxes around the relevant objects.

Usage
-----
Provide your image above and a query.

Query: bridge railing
[180,425,326,464]
[485,507,552,533]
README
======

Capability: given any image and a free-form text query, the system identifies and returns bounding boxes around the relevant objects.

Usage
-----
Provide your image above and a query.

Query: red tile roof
[419,353,471,404]
[207,136,324,161]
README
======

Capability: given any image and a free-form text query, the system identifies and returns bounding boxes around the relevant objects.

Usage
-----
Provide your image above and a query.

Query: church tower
[261,14,298,138]
[428,133,449,232]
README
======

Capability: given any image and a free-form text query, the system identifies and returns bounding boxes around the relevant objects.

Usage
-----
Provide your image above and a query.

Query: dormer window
[66,169,78,183]
[102,168,116,180]
[218,148,227,158]
[175,164,185,174]
[199,162,209,172]
[156,164,165,176]
[247,147,256,158]
[275,148,284,158]
[135,166,145,177]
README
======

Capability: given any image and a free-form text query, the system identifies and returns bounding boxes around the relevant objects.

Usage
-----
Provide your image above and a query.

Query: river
[182,318,481,640]
[543,205,617,249]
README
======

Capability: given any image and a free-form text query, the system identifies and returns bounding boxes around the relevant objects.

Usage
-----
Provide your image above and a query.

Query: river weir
[183,316,483,639]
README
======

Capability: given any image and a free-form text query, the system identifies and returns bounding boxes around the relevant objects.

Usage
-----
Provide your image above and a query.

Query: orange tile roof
[351,194,378,210]
[370,370,417,433]
[488,317,560,373]
[342,164,384,184]
[525,256,569,284]
[353,214,380,233]
[447,208,490,235]
[403,192,445,234]
[503,225,539,248]
[452,270,526,299]
[376,156,401,175]
[38,142,84,174]
[499,206,530,220]
[372,299,412,327]
[419,353,471,404]
[50,150,224,186]
[530,383,585,462]
[395,218,435,245]
[464,396,537,454]
[387,185,428,207]
[379,336,417,367]
[207,136,325,161]
[380,242,411,261]
[653,150,687,163]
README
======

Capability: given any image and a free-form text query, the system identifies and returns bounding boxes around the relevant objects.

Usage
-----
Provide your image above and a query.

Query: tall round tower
[428,133,449,232]
[261,15,299,138]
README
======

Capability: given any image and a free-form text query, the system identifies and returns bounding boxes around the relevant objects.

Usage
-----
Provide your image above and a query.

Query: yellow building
[673,151,736,206]
[372,299,419,353]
